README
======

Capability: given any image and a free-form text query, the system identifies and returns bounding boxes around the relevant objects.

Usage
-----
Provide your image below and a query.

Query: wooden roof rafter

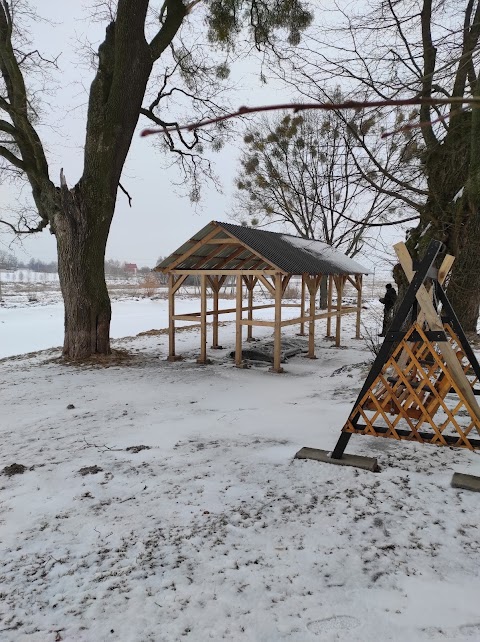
[156,221,368,276]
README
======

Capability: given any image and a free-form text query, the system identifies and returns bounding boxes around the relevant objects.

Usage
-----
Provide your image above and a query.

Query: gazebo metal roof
[156,221,369,276]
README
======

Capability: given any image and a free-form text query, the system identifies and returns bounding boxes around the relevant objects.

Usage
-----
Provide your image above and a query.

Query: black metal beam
[435,282,480,381]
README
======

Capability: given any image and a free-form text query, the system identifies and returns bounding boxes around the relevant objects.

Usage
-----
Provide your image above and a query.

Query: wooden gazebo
[155,221,369,373]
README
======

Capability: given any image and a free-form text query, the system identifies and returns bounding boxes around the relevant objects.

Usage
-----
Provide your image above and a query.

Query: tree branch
[118,181,132,207]
[0,144,23,169]
[141,96,480,137]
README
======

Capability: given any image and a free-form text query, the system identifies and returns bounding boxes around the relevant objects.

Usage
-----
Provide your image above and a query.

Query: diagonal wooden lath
[344,323,480,449]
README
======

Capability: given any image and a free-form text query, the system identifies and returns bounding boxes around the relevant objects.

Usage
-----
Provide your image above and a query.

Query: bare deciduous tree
[234,109,397,259]
[0,0,312,358]
[277,0,480,330]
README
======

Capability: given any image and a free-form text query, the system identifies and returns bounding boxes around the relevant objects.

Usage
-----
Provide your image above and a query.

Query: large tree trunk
[55,183,114,359]
[446,208,480,332]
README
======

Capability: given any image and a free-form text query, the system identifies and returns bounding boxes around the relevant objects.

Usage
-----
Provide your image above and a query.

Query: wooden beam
[172,274,189,295]
[279,306,358,327]
[205,238,241,244]
[394,242,480,429]
[326,275,333,337]
[240,319,276,327]
[197,274,208,364]
[167,273,180,361]
[306,275,322,358]
[244,276,258,341]
[165,225,224,271]
[192,244,234,270]
[220,227,284,274]
[211,246,246,270]
[355,274,362,339]
[272,272,284,372]
[172,314,201,321]
[282,274,292,294]
[211,275,221,349]
[171,269,281,276]
[235,274,243,366]
[299,274,306,336]
[334,275,345,347]
[398,252,455,369]
[257,274,276,296]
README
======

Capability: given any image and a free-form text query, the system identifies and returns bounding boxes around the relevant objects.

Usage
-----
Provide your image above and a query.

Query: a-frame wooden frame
[330,240,480,457]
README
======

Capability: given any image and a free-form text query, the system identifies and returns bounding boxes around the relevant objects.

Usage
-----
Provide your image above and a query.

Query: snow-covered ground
[2,305,480,641]
[0,296,310,360]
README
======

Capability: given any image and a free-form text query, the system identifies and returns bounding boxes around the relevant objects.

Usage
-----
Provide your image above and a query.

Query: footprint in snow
[307,615,360,634]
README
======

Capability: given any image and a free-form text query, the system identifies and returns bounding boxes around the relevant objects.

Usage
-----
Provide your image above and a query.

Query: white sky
[0,0,405,277]
[0,0,298,268]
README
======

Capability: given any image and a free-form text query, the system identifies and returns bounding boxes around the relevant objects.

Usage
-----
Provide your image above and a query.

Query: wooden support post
[306,276,321,358]
[355,274,362,339]
[271,272,284,372]
[326,275,333,337]
[335,276,345,347]
[235,274,244,367]
[298,275,306,336]
[167,274,182,362]
[197,274,209,364]
[243,276,257,342]
[308,277,316,359]
[210,276,223,349]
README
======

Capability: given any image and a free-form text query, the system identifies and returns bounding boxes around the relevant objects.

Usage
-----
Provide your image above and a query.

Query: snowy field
[1,303,480,641]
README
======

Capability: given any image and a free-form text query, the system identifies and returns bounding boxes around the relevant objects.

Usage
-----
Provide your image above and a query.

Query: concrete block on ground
[295,447,379,472]
[451,472,480,493]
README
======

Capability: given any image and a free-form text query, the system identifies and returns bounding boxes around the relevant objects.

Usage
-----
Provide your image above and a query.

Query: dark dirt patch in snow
[2,463,27,476]
[78,465,104,476]
[126,445,151,453]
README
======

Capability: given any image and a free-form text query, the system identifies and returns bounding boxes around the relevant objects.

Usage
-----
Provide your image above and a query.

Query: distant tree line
[0,251,153,276]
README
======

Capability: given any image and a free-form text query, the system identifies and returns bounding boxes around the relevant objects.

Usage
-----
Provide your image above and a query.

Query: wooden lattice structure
[332,240,480,458]
[155,221,369,372]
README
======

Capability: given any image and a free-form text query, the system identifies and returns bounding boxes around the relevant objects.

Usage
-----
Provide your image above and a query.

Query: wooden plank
[192,244,234,271]
[171,274,189,295]
[299,275,306,336]
[246,276,257,341]
[334,275,345,347]
[240,320,276,327]
[211,275,220,348]
[211,246,247,270]
[197,274,208,364]
[395,242,480,429]
[205,238,241,244]
[279,307,358,327]
[219,227,283,274]
[168,273,176,358]
[235,274,243,366]
[165,225,224,271]
[355,274,362,339]
[257,274,276,296]
[326,275,333,337]
[172,314,201,321]
[306,275,317,358]
[170,269,280,275]
[272,272,284,372]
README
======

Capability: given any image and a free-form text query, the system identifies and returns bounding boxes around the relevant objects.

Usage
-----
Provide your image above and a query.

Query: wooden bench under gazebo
[155,221,369,372]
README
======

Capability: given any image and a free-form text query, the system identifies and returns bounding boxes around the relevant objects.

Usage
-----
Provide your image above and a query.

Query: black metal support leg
[331,432,352,459]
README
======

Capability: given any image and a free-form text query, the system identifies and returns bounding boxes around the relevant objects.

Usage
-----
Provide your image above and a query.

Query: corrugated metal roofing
[156,221,369,275]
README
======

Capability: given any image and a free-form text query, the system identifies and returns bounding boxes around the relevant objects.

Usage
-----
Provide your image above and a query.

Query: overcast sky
[0,0,299,268]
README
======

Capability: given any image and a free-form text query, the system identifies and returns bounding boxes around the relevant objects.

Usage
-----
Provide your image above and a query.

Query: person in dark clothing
[378,283,397,336]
